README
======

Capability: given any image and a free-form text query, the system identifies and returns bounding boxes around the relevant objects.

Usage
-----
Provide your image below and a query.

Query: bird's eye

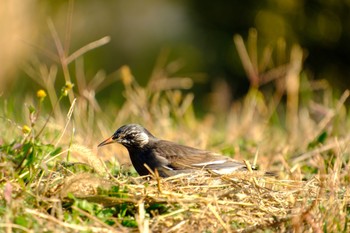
[124,134,135,141]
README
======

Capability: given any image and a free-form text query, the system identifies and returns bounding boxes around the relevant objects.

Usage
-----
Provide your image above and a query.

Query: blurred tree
[188,0,350,99]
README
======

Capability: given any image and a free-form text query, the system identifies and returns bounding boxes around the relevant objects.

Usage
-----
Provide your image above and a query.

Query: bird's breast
[127,148,160,176]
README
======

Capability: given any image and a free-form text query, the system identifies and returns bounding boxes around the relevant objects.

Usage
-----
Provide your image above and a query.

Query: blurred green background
[1,0,349,111]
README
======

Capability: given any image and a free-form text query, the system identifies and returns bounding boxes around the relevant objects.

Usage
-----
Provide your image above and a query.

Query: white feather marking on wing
[191,159,227,167]
[162,165,174,170]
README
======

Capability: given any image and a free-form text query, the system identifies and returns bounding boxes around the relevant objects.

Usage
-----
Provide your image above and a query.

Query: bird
[98,124,264,178]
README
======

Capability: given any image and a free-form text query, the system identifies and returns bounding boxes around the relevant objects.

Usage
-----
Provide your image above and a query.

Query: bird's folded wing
[153,140,247,173]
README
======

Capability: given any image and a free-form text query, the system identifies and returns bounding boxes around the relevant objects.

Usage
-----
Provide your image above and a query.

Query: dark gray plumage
[98,124,253,177]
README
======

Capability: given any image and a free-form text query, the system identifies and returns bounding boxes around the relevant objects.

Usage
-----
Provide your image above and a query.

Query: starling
[98,124,260,177]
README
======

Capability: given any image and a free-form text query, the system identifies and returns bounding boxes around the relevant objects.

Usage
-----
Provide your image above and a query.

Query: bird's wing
[152,140,247,173]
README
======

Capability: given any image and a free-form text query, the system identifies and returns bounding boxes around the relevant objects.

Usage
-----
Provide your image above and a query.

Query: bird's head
[98,124,154,149]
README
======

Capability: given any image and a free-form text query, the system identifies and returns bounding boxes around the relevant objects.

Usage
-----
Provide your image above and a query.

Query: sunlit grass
[1,23,350,232]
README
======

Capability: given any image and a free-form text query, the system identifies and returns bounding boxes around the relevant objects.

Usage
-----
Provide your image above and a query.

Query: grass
[1,24,350,232]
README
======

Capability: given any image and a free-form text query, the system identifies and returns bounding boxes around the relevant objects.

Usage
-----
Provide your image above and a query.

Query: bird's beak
[98,135,116,147]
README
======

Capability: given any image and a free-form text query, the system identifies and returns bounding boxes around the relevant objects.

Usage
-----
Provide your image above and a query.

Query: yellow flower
[22,125,31,134]
[120,66,133,86]
[62,81,74,96]
[65,81,74,91]
[37,89,47,100]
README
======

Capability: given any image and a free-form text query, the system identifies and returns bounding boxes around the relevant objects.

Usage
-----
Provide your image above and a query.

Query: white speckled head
[112,124,154,148]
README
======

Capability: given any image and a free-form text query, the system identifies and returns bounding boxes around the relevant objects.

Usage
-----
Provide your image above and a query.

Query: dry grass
[37,170,321,232]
